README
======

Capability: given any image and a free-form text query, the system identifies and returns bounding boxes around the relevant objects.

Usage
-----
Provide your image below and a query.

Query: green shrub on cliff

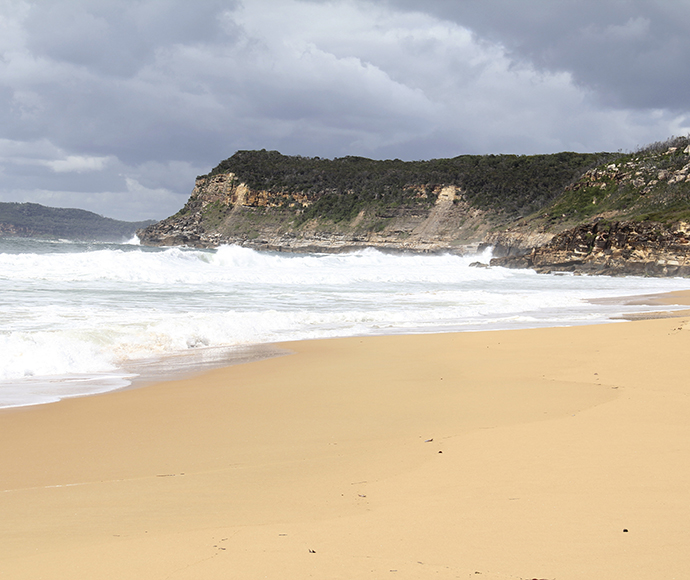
[536,136,690,227]
[207,149,604,224]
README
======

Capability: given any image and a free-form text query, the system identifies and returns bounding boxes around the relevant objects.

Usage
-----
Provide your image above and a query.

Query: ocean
[2,236,689,409]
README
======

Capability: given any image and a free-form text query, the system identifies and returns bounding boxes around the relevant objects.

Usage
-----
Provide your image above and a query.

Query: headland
[138,137,690,276]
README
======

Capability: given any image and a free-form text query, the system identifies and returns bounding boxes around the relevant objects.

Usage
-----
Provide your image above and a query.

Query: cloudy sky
[1,0,689,221]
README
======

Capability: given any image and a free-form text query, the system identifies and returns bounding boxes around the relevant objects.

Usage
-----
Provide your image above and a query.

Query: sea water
[1,236,689,409]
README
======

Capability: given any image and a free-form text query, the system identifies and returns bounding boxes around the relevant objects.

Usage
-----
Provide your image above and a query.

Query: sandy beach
[2,292,690,579]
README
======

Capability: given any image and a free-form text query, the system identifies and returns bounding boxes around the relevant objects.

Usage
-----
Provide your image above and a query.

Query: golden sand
[2,292,690,579]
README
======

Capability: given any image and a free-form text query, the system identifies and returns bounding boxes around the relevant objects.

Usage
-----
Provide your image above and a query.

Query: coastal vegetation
[208,149,608,224]
[528,136,690,228]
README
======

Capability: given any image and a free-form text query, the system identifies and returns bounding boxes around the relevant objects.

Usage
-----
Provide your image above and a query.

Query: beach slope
[2,297,690,579]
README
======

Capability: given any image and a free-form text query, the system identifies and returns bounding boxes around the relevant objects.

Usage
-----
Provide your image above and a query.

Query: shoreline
[589,288,690,320]
[0,343,293,413]
[1,290,690,578]
[120,341,292,392]
[2,287,689,412]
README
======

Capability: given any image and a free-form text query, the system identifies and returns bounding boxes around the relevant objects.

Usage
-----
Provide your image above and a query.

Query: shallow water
[1,236,688,408]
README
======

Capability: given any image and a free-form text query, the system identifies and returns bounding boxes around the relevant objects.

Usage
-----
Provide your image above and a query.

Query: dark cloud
[0,0,688,220]
[385,0,690,110]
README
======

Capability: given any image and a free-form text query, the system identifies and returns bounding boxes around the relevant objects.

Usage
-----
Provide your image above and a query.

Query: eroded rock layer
[490,220,690,277]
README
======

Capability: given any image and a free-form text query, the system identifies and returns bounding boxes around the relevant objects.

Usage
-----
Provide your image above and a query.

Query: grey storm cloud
[386,0,690,110]
[0,0,689,220]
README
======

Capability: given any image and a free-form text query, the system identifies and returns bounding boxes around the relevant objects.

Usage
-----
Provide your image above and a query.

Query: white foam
[2,240,689,408]
[123,234,141,245]
[0,373,134,409]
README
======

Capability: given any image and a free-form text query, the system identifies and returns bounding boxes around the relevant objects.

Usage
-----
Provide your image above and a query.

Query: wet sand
[2,291,690,579]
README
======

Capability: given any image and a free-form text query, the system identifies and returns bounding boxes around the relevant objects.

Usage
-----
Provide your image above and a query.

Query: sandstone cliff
[141,173,495,253]
[486,138,690,276]
[138,149,601,254]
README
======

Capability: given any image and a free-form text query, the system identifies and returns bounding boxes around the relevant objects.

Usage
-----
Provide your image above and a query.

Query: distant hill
[0,202,155,241]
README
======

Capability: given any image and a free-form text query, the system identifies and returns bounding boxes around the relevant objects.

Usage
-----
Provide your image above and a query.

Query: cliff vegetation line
[140,148,608,252]
[208,149,603,222]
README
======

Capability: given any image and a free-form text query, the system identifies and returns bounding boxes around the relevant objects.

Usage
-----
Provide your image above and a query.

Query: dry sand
[2,292,690,579]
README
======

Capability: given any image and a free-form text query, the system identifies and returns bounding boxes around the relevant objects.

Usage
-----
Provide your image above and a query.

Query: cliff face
[139,148,607,253]
[139,173,495,253]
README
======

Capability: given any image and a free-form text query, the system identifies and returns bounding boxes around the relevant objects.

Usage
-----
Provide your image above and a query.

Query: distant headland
[0,202,154,242]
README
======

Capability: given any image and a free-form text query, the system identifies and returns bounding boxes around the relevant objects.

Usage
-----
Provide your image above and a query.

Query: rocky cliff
[533,141,690,227]
[139,138,690,275]
[490,220,690,276]
[138,149,602,254]
[139,173,494,253]
[487,138,690,276]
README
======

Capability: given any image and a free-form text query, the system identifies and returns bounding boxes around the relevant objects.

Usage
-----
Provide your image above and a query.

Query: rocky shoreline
[490,220,690,277]
[140,216,690,277]
[141,210,690,277]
